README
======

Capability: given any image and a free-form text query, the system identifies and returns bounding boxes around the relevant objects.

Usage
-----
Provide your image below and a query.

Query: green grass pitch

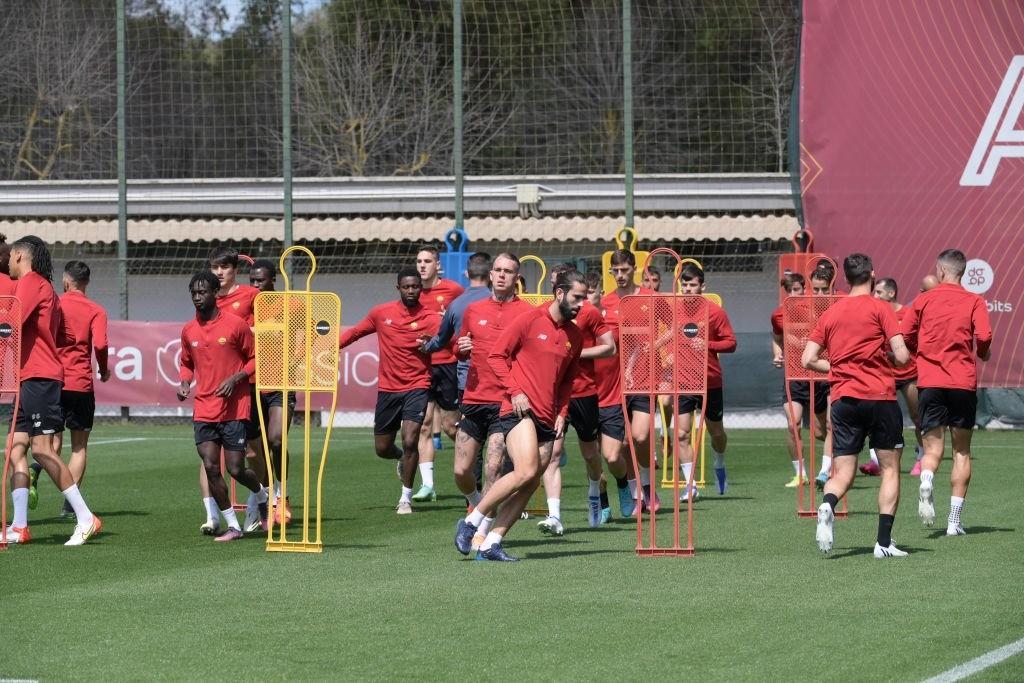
[2,426,1022,681]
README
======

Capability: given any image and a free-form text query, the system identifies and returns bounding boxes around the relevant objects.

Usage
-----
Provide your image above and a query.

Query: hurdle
[0,296,21,550]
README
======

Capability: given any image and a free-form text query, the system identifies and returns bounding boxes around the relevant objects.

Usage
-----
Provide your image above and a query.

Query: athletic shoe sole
[816,505,833,553]
[918,480,935,526]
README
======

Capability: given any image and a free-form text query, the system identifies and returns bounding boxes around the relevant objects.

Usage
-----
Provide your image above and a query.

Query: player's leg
[628,397,658,510]
[579,438,605,527]
[870,400,907,556]
[818,390,835,485]
[916,388,949,527]
[704,388,728,494]
[673,400,699,501]
[60,429,91,518]
[265,394,293,524]
[453,423,483,508]
[598,405,635,517]
[4,431,33,542]
[431,407,443,451]
[198,437,241,540]
[539,437,564,535]
[414,400,437,502]
[816,397,865,553]
[946,426,973,535]
[783,395,804,486]
[902,381,925,475]
[472,430,507,549]
[242,393,268,532]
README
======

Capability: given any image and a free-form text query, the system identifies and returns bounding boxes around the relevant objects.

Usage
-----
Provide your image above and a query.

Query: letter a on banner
[961,56,1024,186]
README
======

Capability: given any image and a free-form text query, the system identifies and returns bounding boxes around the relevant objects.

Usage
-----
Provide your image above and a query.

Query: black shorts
[598,405,626,441]
[625,394,651,416]
[786,380,829,415]
[499,412,557,444]
[61,390,96,432]
[459,403,502,443]
[429,363,459,412]
[567,395,600,442]
[374,389,429,436]
[830,397,903,456]
[194,420,248,452]
[895,377,917,392]
[918,388,977,432]
[15,379,64,436]
[677,387,725,423]
[247,387,297,439]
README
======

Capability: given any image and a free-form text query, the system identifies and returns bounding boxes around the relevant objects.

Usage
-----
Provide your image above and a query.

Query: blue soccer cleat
[475,543,519,562]
[714,466,728,495]
[617,486,636,518]
[600,507,611,524]
[587,495,602,528]
[432,435,443,451]
[455,518,477,556]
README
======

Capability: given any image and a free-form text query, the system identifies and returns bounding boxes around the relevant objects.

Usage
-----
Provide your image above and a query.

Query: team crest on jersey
[537,333,548,340]
[565,341,572,350]
[217,337,227,345]
[478,319,488,326]
[232,302,240,309]
[191,341,199,347]
[384,318,392,325]
[436,295,444,303]
[410,321,418,329]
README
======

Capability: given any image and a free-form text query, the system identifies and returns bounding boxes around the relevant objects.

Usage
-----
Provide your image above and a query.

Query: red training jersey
[459,296,535,405]
[15,271,66,382]
[770,305,784,336]
[487,306,582,427]
[808,294,900,402]
[217,284,259,327]
[903,283,992,391]
[594,286,656,407]
[58,290,109,392]
[179,311,255,422]
[339,300,439,393]
[891,306,917,382]
[0,273,16,296]
[704,301,737,389]
[420,278,464,365]
[570,302,611,398]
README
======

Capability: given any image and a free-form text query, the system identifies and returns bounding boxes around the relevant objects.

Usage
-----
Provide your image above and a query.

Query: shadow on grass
[828,545,933,560]
[96,509,151,518]
[521,548,629,560]
[927,526,1014,539]
[321,543,386,550]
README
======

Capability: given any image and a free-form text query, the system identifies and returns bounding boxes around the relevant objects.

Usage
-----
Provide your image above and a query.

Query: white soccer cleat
[679,486,700,503]
[873,542,909,558]
[243,508,261,534]
[200,520,221,536]
[816,503,834,553]
[946,524,966,536]
[918,480,935,526]
[395,501,413,515]
[537,516,564,536]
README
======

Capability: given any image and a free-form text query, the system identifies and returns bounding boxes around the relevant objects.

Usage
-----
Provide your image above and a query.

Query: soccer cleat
[617,486,636,518]
[679,486,700,503]
[859,461,881,476]
[395,501,413,515]
[213,527,243,542]
[537,516,564,536]
[909,460,922,477]
[454,518,478,555]
[411,485,436,502]
[470,533,486,552]
[641,486,661,514]
[587,496,601,528]
[784,474,808,488]
[475,543,519,562]
[258,501,270,532]
[28,467,39,510]
[946,524,966,536]
[714,466,728,495]
[200,520,221,536]
[918,479,935,526]
[816,504,834,553]
[65,515,103,546]
[3,526,31,544]
[873,542,909,558]
[815,471,829,490]
[432,435,443,451]
[600,507,611,524]
[243,507,261,534]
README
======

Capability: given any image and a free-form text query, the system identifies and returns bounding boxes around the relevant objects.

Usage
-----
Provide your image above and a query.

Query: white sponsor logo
[537,334,548,340]
[478,319,488,326]
[961,56,1024,186]
[962,258,994,295]
[384,318,392,325]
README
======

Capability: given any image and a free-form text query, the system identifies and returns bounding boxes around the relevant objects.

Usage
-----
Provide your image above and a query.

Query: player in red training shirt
[0,233,16,296]
[903,249,992,536]
[642,265,662,292]
[411,245,464,502]
[4,236,101,546]
[339,268,440,515]
[454,271,585,562]
[177,272,268,542]
[803,253,910,558]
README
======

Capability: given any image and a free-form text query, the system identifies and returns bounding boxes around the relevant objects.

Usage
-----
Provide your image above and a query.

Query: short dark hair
[416,245,440,259]
[208,246,239,268]
[466,252,491,280]
[780,271,806,293]
[493,252,520,271]
[811,259,835,284]
[610,249,636,267]
[843,253,873,286]
[551,262,577,278]
[189,271,220,292]
[251,258,276,278]
[937,249,967,278]
[10,235,53,281]
[679,262,705,285]
[64,260,91,286]
[397,267,422,284]
[553,269,586,293]
[584,271,602,290]
[644,265,661,276]
[876,277,898,297]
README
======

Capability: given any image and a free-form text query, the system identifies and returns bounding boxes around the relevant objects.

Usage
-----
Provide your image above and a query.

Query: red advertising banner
[800,1,1024,386]
[96,321,379,412]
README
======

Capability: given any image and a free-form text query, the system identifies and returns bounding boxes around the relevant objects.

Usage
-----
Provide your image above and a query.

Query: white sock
[949,496,964,527]
[466,490,482,508]
[819,455,833,476]
[681,461,693,485]
[221,508,240,531]
[547,498,561,519]
[400,486,413,504]
[869,449,879,465]
[639,467,651,487]
[921,469,935,485]
[11,487,28,528]
[628,478,638,499]
[273,480,282,498]
[478,516,494,536]
[62,484,93,527]
[203,497,219,521]
[466,508,485,527]
[712,449,725,470]
[480,531,503,551]
[418,462,434,488]
[588,479,601,497]
[792,459,804,475]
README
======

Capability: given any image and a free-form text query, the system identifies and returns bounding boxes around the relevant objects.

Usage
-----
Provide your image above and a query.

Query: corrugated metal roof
[0,214,796,244]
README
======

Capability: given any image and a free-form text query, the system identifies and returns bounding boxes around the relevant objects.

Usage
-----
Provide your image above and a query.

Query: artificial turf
[1,426,1022,681]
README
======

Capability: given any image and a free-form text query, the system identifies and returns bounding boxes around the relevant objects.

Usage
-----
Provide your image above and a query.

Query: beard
[558,299,579,320]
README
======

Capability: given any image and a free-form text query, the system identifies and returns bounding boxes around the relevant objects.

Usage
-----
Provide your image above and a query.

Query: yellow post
[254,246,341,553]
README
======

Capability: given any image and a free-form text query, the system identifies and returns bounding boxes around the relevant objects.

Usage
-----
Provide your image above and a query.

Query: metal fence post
[623,0,634,229]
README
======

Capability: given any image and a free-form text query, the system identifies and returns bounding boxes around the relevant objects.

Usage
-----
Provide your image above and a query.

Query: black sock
[30,462,43,476]
[615,476,628,489]
[877,514,895,548]
[432,431,441,440]
[823,493,840,513]
[600,491,610,508]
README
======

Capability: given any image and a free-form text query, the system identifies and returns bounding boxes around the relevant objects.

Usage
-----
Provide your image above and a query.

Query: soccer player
[339,268,439,514]
[904,249,992,536]
[771,271,829,487]
[674,263,737,499]
[872,277,924,476]
[807,264,838,487]
[454,270,585,561]
[46,261,110,519]
[596,249,656,510]
[642,266,662,292]
[802,253,910,558]
[412,246,464,502]
[454,253,534,548]
[178,272,268,541]
[0,233,15,295]
[539,264,618,534]
[249,258,297,524]
[4,236,101,546]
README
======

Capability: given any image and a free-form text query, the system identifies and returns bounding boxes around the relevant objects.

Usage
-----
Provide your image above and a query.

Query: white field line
[922,636,1024,683]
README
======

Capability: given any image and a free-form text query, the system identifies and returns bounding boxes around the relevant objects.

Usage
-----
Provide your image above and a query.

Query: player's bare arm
[801,340,830,374]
